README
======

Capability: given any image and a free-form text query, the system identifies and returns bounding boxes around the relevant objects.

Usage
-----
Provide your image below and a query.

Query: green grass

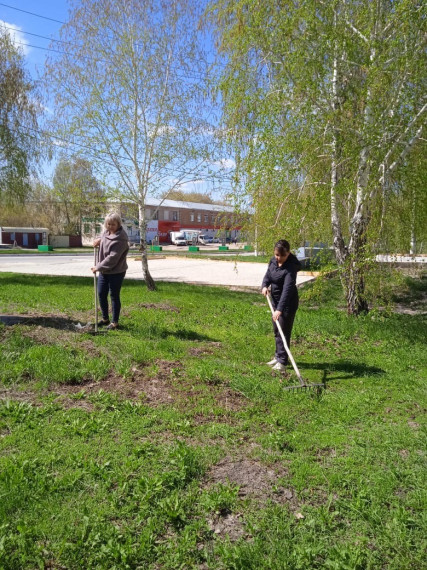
[0,272,426,569]
[0,248,95,254]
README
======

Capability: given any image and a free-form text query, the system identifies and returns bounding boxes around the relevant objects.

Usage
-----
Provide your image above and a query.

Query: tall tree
[210,0,426,314]
[52,156,105,235]
[0,27,41,205]
[45,0,216,290]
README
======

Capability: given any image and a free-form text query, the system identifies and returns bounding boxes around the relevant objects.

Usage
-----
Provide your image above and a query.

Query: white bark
[330,30,347,266]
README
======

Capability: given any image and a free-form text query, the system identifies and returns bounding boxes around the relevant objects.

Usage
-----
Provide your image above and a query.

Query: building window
[190,211,195,222]
[197,213,201,222]
[172,211,178,221]
[35,233,40,243]
[84,223,91,234]
[211,215,216,223]
[153,211,159,220]
[95,224,102,234]
[11,232,15,241]
[163,210,169,221]
[204,214,209,223]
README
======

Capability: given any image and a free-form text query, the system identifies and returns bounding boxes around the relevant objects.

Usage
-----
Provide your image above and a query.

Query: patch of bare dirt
[204,456,295,507]
[20,326,77,345]
[58,398,95,412]
[189,347,214,357]
[207,513,249,542]
[52,361,181,406]
[393,290,427,315]
[136,302,180,313]
[1,355,248,415]
[315,447,337,460]
[188,341,222,357]
[0,387,40,406]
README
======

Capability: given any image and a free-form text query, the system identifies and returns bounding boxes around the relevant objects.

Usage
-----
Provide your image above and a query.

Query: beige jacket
[96,227,129,274]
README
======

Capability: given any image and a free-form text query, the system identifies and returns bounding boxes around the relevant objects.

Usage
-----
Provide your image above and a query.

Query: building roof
[144,197,234,213]
[1,227,50,232]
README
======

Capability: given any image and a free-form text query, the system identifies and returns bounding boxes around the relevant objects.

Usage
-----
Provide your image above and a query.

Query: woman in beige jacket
[91,213,129,330]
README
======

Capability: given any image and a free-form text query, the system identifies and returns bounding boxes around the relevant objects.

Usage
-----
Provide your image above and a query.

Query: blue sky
[1,1,234,199]
[0,1,71,78]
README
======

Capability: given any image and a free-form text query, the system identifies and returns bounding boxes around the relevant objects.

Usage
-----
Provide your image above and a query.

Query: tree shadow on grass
[298,360,385,383]
[159,328,215,342]
[0,315,81,330]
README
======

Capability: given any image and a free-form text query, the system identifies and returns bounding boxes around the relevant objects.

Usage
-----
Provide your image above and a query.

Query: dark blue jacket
[262,253,301,314]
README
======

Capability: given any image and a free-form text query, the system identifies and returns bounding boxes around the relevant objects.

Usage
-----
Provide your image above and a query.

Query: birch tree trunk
[138,202,156,291]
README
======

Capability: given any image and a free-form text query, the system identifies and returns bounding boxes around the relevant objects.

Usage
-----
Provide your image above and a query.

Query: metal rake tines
[282,383,325,392]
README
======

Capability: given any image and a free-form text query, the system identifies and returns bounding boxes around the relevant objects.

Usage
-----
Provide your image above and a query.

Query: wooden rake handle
[266,292,305,386]
[94,247,98,333]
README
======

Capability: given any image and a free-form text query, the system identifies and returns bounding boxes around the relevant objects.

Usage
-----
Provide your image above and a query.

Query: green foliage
[0,29,41,205]
[209,0,427,312]
[51,156,106,235]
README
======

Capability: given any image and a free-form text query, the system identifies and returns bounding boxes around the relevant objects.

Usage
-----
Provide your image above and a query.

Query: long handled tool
[266,292,324,393]
[94,246,99,333]
[74,247,107,334]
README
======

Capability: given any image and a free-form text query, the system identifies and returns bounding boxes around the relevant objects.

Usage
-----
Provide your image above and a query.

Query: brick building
[81,198,242,245]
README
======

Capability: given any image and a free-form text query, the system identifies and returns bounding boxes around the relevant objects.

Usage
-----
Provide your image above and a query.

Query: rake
[74,247,107,335]
[266,293,325,393]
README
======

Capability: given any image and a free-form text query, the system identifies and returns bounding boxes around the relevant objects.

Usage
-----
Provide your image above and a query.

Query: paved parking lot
[0,254,316,289]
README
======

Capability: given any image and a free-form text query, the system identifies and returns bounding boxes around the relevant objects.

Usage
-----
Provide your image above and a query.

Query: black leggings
[272,311,297,365]
[97,272,126,323]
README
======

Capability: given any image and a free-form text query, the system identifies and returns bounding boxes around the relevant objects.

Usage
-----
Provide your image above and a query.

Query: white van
[170,231,187,246]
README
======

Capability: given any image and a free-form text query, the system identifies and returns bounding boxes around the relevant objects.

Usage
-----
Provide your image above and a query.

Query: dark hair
[274,239,290,256]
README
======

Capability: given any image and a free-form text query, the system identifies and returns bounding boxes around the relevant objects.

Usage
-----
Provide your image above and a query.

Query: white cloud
[211,158,236,170]
[0,21,31,55]
[52,139,68,148]
[147,125,177,137]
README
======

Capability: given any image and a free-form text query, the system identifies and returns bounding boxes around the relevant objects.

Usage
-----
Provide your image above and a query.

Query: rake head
[282,383,325,394]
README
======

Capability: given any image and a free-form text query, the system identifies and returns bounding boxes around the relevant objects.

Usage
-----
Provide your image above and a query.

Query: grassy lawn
[0,271,425,569]
[0,248,95,255]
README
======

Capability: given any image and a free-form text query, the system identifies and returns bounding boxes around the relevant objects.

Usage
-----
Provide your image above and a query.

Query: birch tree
[45,0,215,290]
[210,0,426,314]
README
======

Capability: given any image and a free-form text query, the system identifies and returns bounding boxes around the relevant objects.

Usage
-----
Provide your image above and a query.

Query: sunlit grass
[0,271,426,568]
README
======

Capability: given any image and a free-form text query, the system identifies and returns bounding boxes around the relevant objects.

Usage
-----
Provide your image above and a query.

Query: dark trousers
[97,272,126,323]
[273,311,297,365]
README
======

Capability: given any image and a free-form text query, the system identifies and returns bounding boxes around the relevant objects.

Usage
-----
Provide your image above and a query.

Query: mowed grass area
[0,272,425,569]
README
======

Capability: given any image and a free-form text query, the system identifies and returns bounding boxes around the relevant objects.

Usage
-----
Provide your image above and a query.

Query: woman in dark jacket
[91,212,129,330]
[261,239,301,371]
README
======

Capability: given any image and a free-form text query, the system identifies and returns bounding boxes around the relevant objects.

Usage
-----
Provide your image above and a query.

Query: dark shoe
[106,322,118,330]
[98,319,110,327]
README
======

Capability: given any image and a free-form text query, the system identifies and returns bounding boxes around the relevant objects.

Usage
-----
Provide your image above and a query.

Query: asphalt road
[0,255,316,289]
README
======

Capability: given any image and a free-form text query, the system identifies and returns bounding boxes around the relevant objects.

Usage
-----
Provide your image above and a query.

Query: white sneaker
[267,358,277,366]
[272,362,287,372]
